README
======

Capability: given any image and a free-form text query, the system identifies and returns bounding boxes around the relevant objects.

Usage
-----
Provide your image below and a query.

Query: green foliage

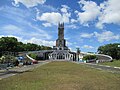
[0,55,17,64]
[76,48,81,54]
[0,37,52,63]
[29,53,37,60]
[0,37,18,52]
[98,43,120,59]
[83,55,97,60]
[0,37,52,53]
[28,53,45,60]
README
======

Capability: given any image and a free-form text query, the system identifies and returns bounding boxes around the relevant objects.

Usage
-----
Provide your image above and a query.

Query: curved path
[75,62,120,74]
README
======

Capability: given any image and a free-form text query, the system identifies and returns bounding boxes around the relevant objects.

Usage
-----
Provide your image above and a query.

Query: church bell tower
[54,22,68,50]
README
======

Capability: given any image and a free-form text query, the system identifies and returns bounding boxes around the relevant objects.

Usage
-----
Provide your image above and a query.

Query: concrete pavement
[74,62,120,73]
[0,61,50,80]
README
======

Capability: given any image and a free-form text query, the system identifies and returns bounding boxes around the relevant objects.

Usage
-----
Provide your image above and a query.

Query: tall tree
[0,37,18,52]
[0,37,52,54]
[98,43,120,59]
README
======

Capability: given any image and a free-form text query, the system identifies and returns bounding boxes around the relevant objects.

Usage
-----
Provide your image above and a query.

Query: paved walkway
[74,62,120,74]
[0,61,50,80]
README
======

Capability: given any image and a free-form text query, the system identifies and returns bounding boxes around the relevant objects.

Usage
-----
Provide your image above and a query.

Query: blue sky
[0,0,120,52]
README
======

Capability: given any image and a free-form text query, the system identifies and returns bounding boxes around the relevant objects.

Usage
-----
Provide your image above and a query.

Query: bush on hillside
[83,55,97,60]
[29,53,37,60]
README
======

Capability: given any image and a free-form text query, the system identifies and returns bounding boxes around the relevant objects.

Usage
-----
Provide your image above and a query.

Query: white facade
[49,50,74,61]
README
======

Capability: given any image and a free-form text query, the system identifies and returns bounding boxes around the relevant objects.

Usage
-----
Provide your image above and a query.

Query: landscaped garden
[0,61,120,90]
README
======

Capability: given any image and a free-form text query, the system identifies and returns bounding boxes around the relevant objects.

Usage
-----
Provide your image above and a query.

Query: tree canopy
[0,37,18,52]
[97,43,120,60]
[0,37,52,56]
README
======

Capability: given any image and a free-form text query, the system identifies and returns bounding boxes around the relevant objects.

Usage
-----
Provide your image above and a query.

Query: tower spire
[58,22,60,28]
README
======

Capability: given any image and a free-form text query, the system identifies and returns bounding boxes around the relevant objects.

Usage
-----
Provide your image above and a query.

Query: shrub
[29,53,37,60]
[83,55,97,60]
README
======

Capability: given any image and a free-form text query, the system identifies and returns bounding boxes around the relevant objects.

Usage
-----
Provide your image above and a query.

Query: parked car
[32,60,38,64]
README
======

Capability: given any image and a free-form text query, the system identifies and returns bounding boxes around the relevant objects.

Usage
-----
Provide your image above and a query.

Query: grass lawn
[100,60,120,67]
[0,61,120,90]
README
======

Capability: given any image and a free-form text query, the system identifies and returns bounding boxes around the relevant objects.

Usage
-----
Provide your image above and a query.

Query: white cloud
[66,24,78,29]
[76,0,120,29]
[26,37,55,47]
[95,22,104,29]
[62,12,71,23]
[37,5,71,26]
[42,23,52,27]
[0,35,55,47]
[80,33,93,38]
[94,31,120,42]
[37,12,70,25]
[0,6,52,40]
[74,10,79,14]
[80,30,120,43]
[0,35,23,41]
[60,5,69,13]
[2,24,22,33]
[37,12,62,25]
[71,19,78,23]
[12,0,46,8]
[77,0,101,26]
[82,45,94,49]
[96,0,120,29]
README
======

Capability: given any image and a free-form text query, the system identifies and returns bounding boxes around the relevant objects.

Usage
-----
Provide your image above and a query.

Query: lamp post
[76,48,81,62]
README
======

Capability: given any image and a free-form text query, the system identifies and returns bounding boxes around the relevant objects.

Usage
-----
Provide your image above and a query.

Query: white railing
[26,54,36,61]
[95,54,112,60]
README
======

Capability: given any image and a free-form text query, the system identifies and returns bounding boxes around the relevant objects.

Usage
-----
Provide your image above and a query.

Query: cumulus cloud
[80,30,120,43]
[12,0,46,8]
[37,5,71,26]
[37,12,62,25]
[77,0,101,26]
[77,0,120,28]
[94,31,120,42]
[26,37,55,47]
[96,0,120,29]
[82,45,94,49]
[60,5,69,13]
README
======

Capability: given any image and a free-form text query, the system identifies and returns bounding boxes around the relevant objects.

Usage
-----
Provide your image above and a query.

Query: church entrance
[57,54,65,59]
[59,48,62,50]
[49,50,74,60]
